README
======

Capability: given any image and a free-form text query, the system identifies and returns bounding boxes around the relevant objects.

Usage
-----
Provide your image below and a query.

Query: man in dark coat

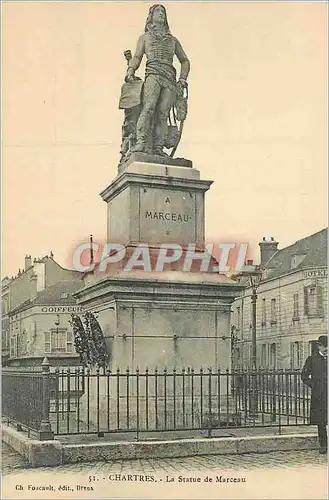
[301,335,328,453]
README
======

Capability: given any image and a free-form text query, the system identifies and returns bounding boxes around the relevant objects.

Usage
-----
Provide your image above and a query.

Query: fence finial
[41,357,49,368]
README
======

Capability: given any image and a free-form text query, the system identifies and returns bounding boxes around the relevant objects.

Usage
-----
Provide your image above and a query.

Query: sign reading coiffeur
[40,306,84,313]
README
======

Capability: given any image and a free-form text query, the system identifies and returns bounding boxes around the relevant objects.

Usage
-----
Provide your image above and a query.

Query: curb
[63,434,318,463]
[1,425,62,467]
[1,424,318,468]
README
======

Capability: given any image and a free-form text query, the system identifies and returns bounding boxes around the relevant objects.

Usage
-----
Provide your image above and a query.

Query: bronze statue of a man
[125,4,190,157]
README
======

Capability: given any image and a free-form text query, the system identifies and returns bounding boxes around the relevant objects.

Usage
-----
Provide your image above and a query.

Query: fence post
[270,370,277,423]
[38,357,54,440]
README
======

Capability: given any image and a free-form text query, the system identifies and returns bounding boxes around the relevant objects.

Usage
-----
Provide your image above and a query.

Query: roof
[9,279,84,314]
[1,277,12,287]
[231,228,327,290]
[34,280,84,305]
[9,299,32,315]
[7,255,82,283]
[264,228,327,280]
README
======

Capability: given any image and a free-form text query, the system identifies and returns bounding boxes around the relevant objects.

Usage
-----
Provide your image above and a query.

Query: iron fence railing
[2,370,43,433]
[2,363,311,440]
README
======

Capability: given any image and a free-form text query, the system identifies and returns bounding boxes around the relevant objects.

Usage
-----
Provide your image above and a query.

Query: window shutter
[296,342,301,367]
[270,343,277,368]
[10,337,16,357]
[66,331,73,353]
[304,286,309,316]
[44,332,51,353]
[316,285,324,316]
[293,293,299,319]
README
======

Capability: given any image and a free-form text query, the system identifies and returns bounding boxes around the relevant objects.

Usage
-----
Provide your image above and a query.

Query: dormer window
[291,254,306,269]
[261,268,271,280]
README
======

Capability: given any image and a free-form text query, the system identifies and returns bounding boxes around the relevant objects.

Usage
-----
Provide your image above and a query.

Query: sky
[2,1,328,277]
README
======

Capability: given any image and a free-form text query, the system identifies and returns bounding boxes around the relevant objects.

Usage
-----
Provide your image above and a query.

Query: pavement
[56,424,317,444]
[2,442,328,499]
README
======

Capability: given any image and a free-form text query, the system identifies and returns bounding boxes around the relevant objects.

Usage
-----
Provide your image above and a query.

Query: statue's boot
[153,147,168,157]
[131,140,146,153]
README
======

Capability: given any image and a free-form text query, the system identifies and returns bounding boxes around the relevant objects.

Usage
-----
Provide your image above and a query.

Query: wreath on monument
[70,312,110,368]
[231,325,240,355]
[85,312,110,368]
[70,314,90,365]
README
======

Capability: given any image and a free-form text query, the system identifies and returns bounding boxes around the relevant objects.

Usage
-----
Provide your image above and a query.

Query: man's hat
[317,335,328,347]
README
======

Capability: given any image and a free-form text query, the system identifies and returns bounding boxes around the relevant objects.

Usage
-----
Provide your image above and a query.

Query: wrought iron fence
[2,364,311,440]
[2,370,43,433]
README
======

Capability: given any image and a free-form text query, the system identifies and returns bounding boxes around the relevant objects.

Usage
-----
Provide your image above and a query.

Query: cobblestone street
[2,442,328,499]
[2,442,327,476]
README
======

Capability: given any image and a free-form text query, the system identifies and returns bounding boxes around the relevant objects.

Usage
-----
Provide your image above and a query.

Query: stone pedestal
[100,155,212,248]
[76,155,243,430]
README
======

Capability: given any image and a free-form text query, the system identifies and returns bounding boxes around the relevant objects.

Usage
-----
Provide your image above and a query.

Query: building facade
[3,254,84,367]
[231,229,328,370]
[2,277,12,366]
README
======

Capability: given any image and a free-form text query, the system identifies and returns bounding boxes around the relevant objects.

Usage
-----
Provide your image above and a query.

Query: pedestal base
[119,152,193,174]
[78,370,239,434]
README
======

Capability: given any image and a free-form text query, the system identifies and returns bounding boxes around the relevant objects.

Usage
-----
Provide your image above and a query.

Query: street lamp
[232,261,263,416]
[248,264,263,416]
[249,265,263,371]
[54,314,60,353]
[55,314,60,334]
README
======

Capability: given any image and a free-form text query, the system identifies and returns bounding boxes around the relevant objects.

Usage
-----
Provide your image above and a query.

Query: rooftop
[9,279,84,315]
[265,227,327,280]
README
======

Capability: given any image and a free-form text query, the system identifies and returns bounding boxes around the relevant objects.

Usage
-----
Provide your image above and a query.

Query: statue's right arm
[127,35,145,73]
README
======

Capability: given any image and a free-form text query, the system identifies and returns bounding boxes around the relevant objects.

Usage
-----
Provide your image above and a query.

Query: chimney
[25,254,32,270]
[29,274,38,301]
[259,237,279,265]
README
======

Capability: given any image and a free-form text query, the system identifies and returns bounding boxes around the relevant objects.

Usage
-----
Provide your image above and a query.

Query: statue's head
[145,5,170,33]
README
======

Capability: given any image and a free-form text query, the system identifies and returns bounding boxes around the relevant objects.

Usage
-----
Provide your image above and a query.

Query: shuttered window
[290,341,301,368]
[316,285,324,316]
[269,343,277,368]
[44,330,73,354]
[10,336,17,358]
[261,344,267,367]
[261,299,266,326]
[309,340,318,355]
[270,299,277,324]
[293,293,299,320]
[304,284,324,317]
[44,332,51,353]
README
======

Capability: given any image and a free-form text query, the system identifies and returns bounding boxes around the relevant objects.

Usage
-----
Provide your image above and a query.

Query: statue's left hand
[125,68,135,83]
[178,79,188,89]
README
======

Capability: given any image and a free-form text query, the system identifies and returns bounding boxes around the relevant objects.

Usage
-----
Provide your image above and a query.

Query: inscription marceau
[145,211,191,223]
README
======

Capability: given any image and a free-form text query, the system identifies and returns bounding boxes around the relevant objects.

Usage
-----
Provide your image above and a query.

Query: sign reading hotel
[303,269,327,279]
